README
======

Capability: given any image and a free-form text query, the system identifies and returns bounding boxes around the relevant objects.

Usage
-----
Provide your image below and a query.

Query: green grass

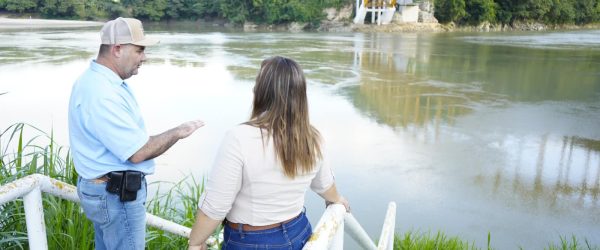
[394,231,479,250]
[1,123,598,249]
[0,123,213,249]
[393,231,600,250]
[0,123,88,249]
[546,235,600,250]
[145,176,207,249]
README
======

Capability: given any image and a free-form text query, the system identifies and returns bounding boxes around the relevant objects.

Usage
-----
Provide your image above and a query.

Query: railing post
[329,215,344,250]
[0,174,222,248]
[345,214,377,250]
[302,204,346,249]
[23,187,48,250]
[377,202,396,250]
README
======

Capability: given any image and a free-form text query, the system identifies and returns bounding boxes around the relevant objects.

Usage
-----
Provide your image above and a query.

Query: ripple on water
[461,30,600,50]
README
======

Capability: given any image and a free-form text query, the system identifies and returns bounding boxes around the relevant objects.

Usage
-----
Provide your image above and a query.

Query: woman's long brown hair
[246,56,322,178]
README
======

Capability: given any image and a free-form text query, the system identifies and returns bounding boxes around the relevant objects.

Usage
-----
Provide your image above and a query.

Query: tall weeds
[394,231,478,250]
[0,123,207,249]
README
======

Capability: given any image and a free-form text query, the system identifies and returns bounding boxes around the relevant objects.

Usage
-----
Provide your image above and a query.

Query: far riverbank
[1,15,598,33]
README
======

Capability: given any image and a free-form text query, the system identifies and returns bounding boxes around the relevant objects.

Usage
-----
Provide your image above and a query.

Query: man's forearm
[129,128,180,163]
[128,120,204,164]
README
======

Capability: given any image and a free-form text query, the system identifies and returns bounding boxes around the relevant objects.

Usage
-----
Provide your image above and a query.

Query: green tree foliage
[463,0,496,25]
[493,0,581,24]
[528,0,553,20]
[248,0,328,24]
[575,0,600,24]
[192,0,220,18]
[434,0,598,25]
[124,0,168,21]
[251,0,291,24]
[99,1,128,19]
[219,0,251,24]
[434,0,467,23]
[0,0,38,13]
[0,0,597,26]
[544,0,576,24]
[39,0,84,19]
[216,0,343,25]
[288,0,324,24]
[573,0,598,23]
[165,0,201,20]
[494,0,516,24]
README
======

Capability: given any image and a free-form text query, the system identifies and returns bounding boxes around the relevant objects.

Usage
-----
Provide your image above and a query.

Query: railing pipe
[0,174,39,204]
[302,204,346,249]
[41,177,79,202]
[22,186,48,250]
[329,213,344,250]
[146,214,191,238]
[0,174,220,248]
[344,213,377,250]
[1,174,392,250]
[377,202,397,250]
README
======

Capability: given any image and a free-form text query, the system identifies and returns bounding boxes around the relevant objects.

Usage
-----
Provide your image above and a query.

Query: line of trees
[434,0,600,25]
[2,0,599,26]
[0,0,350,24]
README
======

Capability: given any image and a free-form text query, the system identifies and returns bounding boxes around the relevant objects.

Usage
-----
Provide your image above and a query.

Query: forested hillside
[435,0,600,25]
[1,0,599,26]
[0,0,349,24]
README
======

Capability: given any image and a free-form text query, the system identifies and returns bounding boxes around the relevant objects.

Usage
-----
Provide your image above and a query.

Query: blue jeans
[77,176,147,250]
[222,211,312,250]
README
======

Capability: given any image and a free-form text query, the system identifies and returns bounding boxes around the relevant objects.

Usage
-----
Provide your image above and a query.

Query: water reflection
[346,31,600,216]
[349,33,507,142]
[489,135,600,210]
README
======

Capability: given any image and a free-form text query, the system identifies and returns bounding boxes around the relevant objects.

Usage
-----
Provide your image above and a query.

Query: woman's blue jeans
[223,211,312,250]
[77,176,147,250]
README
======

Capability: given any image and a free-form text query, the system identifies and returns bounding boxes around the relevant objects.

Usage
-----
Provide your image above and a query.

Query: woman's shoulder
[225,124,263,138]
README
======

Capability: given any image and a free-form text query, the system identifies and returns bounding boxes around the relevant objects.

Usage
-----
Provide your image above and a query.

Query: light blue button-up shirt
[68,60,154,179]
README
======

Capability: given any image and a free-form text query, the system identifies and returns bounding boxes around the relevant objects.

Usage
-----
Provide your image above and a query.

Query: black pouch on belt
[106,171,124,194]
[120,171,142,202]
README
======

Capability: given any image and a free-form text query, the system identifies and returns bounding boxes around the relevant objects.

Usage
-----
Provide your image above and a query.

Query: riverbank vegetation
[1,0,600,29]
[0,0,349,25]
[0,123,597,249]
[435,0,600,26]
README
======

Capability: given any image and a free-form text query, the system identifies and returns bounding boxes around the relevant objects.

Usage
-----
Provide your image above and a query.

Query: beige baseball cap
[100,17,159,46]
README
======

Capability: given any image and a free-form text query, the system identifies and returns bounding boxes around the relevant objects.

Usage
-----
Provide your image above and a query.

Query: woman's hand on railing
[325,196,350,213]
[188,243,207,250]
[320,184,351,212]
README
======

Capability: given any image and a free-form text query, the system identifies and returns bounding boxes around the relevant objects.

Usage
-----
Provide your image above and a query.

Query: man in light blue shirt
[68,17,204,250]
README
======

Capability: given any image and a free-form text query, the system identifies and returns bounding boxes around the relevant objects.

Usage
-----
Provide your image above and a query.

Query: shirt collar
[90,60,125,86]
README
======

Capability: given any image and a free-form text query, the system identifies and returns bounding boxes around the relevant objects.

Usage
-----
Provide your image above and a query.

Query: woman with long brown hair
[188,56,349,250]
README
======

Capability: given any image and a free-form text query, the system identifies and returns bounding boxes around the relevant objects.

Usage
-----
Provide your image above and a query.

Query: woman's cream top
[198,124,335,226]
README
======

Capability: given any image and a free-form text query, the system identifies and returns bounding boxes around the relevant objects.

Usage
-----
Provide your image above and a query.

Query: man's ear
[112,44,122,58]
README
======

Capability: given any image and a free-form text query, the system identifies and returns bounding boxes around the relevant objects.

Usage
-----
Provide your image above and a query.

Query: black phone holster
[105,171,143,202]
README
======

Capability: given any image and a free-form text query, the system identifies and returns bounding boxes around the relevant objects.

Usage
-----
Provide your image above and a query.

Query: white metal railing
[0,174,219,249]
[0,174,395,250]
[303,203,396,250]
